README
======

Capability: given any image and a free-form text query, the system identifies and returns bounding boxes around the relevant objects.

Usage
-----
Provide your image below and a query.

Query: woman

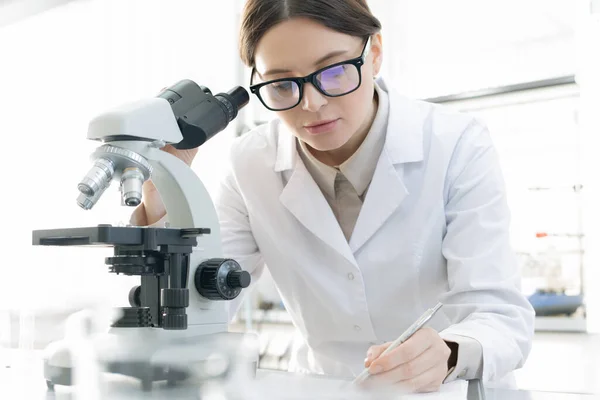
[132,0,534,393]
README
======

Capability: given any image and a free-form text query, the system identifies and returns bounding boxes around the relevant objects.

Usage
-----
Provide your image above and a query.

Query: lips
[303,118,340,135]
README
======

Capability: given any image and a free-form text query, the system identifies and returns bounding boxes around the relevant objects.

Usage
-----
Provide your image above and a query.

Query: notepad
[255,371,467,399]
[404,380,467,399]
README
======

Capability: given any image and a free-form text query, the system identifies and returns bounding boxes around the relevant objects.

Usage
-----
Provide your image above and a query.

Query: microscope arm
[145,147,223,259]
[143,146,219,231]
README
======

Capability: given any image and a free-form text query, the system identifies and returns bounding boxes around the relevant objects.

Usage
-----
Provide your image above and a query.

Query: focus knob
[227,270,251,289]
[195,258,250,300]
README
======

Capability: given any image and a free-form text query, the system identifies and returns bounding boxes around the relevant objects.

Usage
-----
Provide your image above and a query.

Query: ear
[369,32,383,77]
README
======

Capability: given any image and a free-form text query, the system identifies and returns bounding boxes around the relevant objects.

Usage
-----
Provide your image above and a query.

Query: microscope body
[32,81,254,391]
[86,96,231,329]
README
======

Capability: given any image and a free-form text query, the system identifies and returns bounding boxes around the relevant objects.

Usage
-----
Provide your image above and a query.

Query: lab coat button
[354,325,361,331]
[458,369,468,379]
[347,273,355,280]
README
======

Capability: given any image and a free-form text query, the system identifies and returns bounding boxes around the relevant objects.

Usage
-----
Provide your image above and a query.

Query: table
[1,350,598,399]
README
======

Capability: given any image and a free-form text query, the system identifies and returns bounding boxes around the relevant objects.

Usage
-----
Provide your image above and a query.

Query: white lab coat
[216,78,535,385]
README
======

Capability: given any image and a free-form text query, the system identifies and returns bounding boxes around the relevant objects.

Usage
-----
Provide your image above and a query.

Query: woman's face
[253,18,383,160]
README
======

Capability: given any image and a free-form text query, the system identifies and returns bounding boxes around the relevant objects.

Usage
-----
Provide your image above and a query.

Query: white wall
[378,0,577,98]
[0,0,242,316]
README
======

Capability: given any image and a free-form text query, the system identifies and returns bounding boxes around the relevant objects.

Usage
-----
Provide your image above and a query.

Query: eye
[328,65,346,77]
[272,81,293,91]
[330,65,348,76]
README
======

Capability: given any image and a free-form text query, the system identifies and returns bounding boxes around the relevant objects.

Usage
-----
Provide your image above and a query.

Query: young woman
[133,0,534,393]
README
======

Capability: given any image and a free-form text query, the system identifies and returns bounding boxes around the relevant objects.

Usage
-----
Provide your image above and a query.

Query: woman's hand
[132,143,198,226]
[362,327,452,393]
[161,144,199,167]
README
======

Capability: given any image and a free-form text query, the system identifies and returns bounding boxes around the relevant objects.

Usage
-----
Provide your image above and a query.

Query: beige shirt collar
[298,82,390,199]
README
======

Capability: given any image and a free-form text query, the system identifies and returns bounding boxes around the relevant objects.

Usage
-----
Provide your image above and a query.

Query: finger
[371,346,444,383]
[362,362,442,393]
[364,343,390,367]
[399,363,447,393]
[399,339,450,379]
[369,330,433,374]
[366,346,441,386]
[417,380,443,394]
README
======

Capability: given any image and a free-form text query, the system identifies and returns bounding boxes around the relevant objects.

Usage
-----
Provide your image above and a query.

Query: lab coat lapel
[349,153,408,252]
[276,127,357,266]
[349,78,426,253]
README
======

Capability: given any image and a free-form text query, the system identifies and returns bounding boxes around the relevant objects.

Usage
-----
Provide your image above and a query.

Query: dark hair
[239,0,382,67]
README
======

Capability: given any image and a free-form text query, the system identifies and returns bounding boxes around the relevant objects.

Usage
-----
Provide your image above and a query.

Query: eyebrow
[261,49,350,77]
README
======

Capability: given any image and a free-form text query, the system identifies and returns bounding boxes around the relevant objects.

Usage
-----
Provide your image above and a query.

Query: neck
[309,90,379,167]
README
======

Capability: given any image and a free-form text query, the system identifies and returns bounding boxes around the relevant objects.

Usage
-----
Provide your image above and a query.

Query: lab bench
[1,349,598,399]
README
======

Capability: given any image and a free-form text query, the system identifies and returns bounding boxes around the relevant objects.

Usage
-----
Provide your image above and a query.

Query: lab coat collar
[274,76,424,172]
[376,77,425,164]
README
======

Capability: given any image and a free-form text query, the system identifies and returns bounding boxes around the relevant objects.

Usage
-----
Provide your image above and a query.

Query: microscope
[32,80,255,391]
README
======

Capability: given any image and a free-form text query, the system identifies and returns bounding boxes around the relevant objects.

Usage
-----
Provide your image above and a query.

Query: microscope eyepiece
[215,86,250,123]
[158,80,250,150]
[228,86,250,109]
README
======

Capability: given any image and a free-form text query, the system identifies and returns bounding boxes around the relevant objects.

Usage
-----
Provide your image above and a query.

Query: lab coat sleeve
[442,333,483,383]
[438,120,535,383]
[214,164,266,322]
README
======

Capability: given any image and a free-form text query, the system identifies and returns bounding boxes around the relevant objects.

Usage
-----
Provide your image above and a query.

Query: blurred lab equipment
[31,80,257,392]
[522,231,584,317]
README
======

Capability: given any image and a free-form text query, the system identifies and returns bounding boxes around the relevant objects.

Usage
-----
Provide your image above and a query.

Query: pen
[352,302,444,385]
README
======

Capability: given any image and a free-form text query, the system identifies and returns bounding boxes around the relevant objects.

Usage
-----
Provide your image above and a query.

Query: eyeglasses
[249,37,371,111]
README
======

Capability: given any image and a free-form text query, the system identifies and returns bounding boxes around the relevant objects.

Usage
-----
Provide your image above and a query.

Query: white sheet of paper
[403,380,467,399]
[255,371,467,399]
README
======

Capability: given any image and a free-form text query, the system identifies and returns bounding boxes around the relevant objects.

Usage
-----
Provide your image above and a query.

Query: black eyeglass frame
[249,37,371,111]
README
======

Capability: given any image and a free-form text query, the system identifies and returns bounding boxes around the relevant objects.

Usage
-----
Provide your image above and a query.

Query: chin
[304,133,351,152]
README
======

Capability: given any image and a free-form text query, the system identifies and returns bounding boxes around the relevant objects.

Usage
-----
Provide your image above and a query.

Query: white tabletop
[0,350,598,400]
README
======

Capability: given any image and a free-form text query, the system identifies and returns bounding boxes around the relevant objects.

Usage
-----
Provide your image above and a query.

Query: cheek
[275,109,300,132]
[274,109,317,145]
[337,83,373,125]
[337,96,363,123]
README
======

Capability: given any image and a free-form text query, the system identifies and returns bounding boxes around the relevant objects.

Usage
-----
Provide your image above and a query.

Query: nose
[301,83,327,112]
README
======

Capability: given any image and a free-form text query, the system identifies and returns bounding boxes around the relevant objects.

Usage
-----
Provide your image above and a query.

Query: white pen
[352,302,444,385]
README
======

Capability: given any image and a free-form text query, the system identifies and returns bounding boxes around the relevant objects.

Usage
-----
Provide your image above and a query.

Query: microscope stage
[32,225,209,248]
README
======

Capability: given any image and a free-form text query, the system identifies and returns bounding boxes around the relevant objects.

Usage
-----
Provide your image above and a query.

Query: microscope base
[43,329,258,392]
[44,360,193,392]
